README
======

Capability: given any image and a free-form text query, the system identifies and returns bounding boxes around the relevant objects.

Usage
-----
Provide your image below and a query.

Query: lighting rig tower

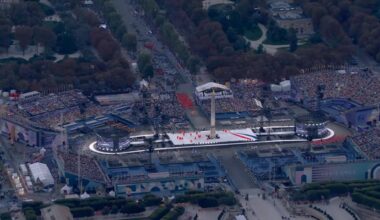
[316,84,325,112]
[210,89,216,139]
[146,125,160,172]
[259,98,265,135]
[259,86,271,139]
[264,105,272,140]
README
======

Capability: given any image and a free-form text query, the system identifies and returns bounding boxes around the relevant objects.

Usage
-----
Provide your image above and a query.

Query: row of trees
[21,195,185,220]
[0,2,57,54]
[292,180,380,202]
[0,1,136,92]
[149,0,353,82]
[296,0,380,62]
[54,194,162,217]
[138,0,197,73]
[0,55,135,93]
[95,0,137,52]
[174,191,236,208]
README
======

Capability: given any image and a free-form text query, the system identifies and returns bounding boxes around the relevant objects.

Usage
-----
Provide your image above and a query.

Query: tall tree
[288,28,298,52]
[122,33,137,52]
[33,26,57,54]
[0,25,12,53]
[15,26,33,55]
[138,53,154,78]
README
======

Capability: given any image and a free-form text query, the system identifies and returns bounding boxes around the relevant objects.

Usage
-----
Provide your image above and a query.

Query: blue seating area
[100,154,225,185]
[238,144,362,181]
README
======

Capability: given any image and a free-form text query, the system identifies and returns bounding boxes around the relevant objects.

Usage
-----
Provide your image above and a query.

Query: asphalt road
[111,0,191,80]
[216,151,257,190]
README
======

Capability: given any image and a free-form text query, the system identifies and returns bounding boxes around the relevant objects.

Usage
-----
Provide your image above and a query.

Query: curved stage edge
[88,128,335,155]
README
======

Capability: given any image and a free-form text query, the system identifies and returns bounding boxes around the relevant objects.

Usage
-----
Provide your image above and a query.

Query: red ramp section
[176,93,194,109]
[312,135,345,145]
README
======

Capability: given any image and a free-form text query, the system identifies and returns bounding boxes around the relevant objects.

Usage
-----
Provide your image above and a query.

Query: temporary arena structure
[195,82,233,100]
[28,162,54,187]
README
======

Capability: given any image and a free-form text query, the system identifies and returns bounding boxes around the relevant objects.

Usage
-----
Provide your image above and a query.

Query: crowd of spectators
[291,70,380,106]
[58,151,107,183]
[351,128,380,159]
[14,90,118,128]
[197,81,263,115]
[18,90,89,116]
[133,91,186,124]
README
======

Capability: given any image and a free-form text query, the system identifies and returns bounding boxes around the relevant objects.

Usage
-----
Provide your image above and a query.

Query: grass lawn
[244,26,263,41]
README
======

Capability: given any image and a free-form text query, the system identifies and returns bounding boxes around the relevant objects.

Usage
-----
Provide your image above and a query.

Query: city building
[202,0,234,10]
[285,160,380,185]
[269,0,314,38]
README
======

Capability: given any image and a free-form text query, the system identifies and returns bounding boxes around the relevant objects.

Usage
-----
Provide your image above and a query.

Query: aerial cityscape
[0,0,380,220]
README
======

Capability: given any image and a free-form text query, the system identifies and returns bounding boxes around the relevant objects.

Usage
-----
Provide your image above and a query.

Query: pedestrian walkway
[245,23,305,55]
[216,152,257,190]
[313,197,355,220]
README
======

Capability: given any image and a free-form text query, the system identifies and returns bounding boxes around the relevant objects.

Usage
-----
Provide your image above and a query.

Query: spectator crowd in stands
[133,91,187,129]
[13,90,117,128]
[197,81,263,116]
[291,70,380,106]
[58,151,108,183]
[352,128,380,159]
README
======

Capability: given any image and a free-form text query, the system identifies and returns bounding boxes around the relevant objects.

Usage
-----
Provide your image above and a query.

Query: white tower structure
[195,82,232,140]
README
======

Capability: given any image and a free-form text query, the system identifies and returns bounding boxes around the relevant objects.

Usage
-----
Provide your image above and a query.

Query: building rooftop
[278,11,303,19]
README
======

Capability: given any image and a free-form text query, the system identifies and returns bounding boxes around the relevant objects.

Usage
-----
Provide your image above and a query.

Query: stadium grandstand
[57,151,111,187]
[320,99,379,130]
[132,91,189,129]
[195,81,262,119]
[291,68,380,106]
[350,128,380,159]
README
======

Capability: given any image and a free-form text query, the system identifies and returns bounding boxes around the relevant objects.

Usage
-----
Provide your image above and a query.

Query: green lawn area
[244,26,263,41]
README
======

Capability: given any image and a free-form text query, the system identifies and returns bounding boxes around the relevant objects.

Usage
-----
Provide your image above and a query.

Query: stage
[167,128,257,146]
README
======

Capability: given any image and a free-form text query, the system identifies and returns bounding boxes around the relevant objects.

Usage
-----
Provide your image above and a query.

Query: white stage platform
[167,128,257,146]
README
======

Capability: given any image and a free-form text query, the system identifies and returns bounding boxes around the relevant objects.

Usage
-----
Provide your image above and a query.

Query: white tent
[60,185,72,195]
[80,192,90,199]
[235,215,247,220]
[28,162,54,187]
[39,147,46,155]
[139,79,149,89]
[270,80,291,92]
[195,82,229,92]
[270,84,282,92]
[280,80,291,91]
[108,190,115,197]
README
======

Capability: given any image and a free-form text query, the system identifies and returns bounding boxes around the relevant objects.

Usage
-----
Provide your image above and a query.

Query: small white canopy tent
[108,190,115,197]
[60,185,72,195]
